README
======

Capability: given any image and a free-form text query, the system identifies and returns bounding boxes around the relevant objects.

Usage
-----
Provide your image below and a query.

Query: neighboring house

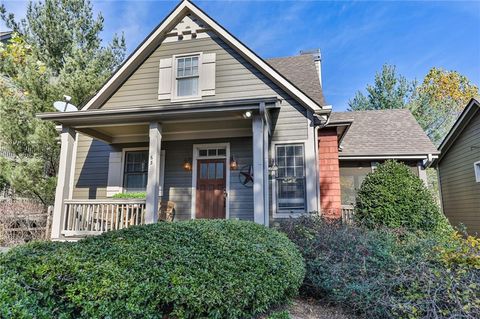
[0,31,13,45]
[436,98,480,234]
[326,110,439,212]
[38,0,438,240]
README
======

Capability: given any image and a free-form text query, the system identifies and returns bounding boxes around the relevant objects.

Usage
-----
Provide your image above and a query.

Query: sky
[1,0,479,111]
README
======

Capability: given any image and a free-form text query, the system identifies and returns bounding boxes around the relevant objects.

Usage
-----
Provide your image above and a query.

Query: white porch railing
[62,199,146,237]
[341,205,355,224]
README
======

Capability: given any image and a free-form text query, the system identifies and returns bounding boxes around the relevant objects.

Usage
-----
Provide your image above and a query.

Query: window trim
[272,142,307,218]
[171,52,203,102]
[120,147,166,196]
[474,161,480,183]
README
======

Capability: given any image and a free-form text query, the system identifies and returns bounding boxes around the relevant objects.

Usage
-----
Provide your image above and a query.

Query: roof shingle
[267,55,326,106]
[330,109,439,157]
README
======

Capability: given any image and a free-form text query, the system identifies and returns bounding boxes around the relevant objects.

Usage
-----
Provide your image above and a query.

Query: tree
[0,0,126,204]
[409,68,478,144]
[348,64,415,111]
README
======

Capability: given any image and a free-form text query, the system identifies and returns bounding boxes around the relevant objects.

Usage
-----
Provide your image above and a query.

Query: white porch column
[51,126,76,239]
[252,114,265,225]
[145,122,162,224]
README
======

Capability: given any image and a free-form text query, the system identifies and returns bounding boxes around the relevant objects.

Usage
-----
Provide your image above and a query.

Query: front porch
[43,99,274,240]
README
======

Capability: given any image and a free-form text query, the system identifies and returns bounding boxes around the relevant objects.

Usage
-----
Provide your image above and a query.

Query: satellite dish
[53,100,78,112]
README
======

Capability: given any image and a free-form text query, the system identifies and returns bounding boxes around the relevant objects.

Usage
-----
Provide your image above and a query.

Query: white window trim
[191,143,230,220]
[474,161,480,183]
[120,147,165,196]
[171,52,203,102]
[271,140,308,218]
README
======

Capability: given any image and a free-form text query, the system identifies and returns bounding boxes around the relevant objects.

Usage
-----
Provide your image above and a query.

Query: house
[327,110,439,212]
[38,0,438,240]
[436,98,480,234]
[0,31,13,45]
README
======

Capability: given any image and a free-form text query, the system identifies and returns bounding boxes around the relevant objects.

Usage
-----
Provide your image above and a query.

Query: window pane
[200,163,208,179]
[217,148,226,156]
[276,144,306,213]
[125,173,147,192]
[208,163,216,179]
[199,149,208,157]
[277,179,305,211]
[177,77,198,97]
[208,149,217,156]
[216,162,224,179]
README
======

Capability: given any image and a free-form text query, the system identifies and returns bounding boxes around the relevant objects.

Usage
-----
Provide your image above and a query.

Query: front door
[196,159,226,219]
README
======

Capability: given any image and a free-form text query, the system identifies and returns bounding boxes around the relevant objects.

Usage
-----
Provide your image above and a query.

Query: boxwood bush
[0,220,305,319]
[355,160,447,232]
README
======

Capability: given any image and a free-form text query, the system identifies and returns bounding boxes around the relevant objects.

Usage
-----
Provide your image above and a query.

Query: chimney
[300,49,322,87]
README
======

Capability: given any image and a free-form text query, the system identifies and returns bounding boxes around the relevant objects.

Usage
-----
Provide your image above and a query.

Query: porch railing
[62,199,146,237]
[341,205,355,224]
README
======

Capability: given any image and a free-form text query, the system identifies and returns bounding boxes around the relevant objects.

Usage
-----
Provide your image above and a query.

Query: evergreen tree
[0,0,126,204]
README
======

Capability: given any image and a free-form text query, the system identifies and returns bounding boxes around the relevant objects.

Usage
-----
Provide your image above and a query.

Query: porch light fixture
[243,110,252,119]
[268,159,278,173]
[230,156,238,170]
[182,158,192,171]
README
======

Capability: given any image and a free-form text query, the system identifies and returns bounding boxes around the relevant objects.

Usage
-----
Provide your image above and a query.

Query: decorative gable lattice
[164,13,210,43]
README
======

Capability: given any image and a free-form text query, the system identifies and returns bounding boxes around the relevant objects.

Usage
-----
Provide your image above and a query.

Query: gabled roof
[81,0,324,113]
[437,98,480,162]
[330,109,439,158]
[267,55,326,106]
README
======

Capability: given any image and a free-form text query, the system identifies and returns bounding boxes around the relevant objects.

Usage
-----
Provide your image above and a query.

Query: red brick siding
[318,129,342,219]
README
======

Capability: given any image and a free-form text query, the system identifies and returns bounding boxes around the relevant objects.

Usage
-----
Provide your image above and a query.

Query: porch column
[252,113,265,225]
[51,126,76,239]
[145,122,162,224]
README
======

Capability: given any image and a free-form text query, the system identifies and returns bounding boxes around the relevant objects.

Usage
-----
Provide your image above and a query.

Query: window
[176,55,199,97]
[123,151,148,192]
[275,144,306,213]
[475,161,480,183]
[198,147,226,158]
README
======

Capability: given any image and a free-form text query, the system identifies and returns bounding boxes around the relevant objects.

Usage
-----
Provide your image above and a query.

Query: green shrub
[0,220,305,319]
[277,214,480,318]
[112,192,146,199]
[355,160,447,232]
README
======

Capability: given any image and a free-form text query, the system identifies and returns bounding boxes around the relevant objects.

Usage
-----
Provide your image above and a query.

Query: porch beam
[145,122,162,224]
[51,126,76,239]
[252,113,265,225]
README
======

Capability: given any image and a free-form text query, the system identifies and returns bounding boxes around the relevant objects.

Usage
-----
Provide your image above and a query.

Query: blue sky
[1,0,479,111]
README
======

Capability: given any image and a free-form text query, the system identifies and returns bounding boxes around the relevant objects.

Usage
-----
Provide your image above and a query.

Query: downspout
[313,107,332,215]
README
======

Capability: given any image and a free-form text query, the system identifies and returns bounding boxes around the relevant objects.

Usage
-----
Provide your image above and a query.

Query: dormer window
[176,55,199,97]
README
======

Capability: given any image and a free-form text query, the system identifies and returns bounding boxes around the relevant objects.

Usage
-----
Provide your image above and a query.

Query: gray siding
[73,135,254,221]
[439,111,480,234]
[101,35,307,140]
[73,134,112,199]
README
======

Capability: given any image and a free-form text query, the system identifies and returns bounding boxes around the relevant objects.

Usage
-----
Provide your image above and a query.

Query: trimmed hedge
[0,220,305,319]
[355,160,446,232]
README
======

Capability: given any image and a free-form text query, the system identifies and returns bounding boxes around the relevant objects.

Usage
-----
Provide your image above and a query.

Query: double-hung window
[123,151,148,193]
[275,144,306,213]
[176,55,199,97]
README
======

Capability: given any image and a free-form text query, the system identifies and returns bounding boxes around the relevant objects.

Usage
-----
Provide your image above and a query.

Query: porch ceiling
[74,117,253,144]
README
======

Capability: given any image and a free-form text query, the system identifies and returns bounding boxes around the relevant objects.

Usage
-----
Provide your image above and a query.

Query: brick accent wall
[318,129,342,219]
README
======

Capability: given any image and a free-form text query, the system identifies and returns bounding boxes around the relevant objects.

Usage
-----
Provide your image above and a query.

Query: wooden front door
[196,159,226,219]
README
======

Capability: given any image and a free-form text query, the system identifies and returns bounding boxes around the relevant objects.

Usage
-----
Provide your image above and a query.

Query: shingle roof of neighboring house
[330,109,439,157]
[267,54,326,106]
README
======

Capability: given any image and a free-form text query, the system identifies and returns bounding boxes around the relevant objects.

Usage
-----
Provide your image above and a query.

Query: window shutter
[201,53,216,96]
[158,58,173,100]
[106,151,122,197]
